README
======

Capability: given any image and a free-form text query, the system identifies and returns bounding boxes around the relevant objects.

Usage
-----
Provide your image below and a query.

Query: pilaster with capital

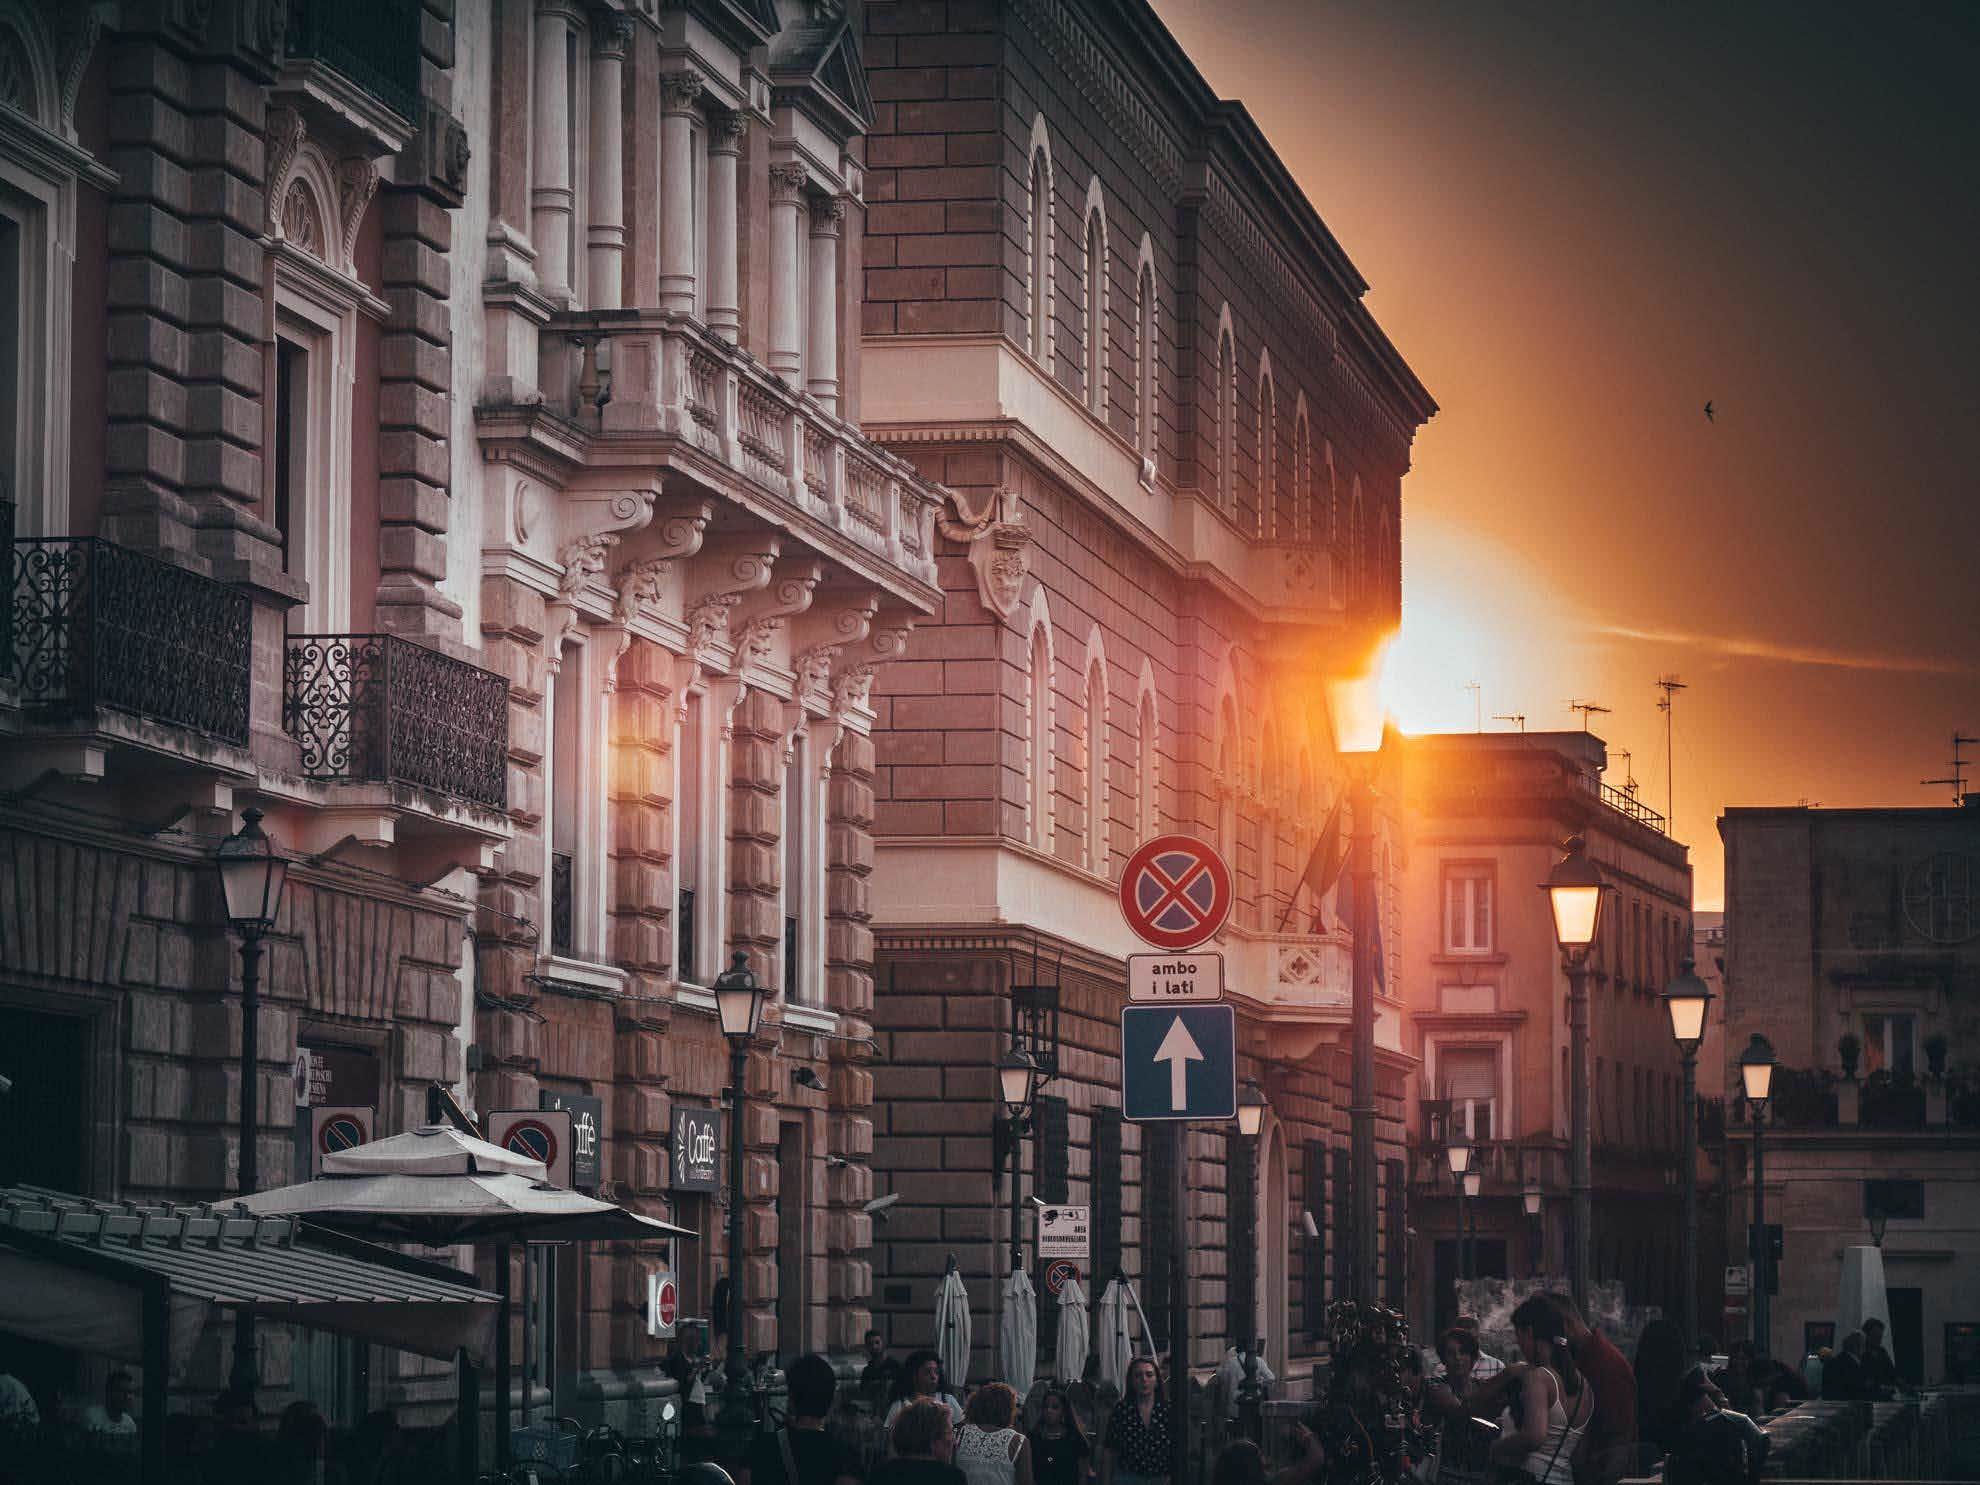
[705,113,746,340]
[807,196,846,411]
[586,12,634,308]
[659,71,704,312]
[531,2,581,303]
[768,163,808,381]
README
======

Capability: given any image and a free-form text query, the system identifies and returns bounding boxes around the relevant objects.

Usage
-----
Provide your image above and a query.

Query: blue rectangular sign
[1120,1004,1238,1122]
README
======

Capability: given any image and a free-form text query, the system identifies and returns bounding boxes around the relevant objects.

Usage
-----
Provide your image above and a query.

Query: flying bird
[1704,401,1715,422]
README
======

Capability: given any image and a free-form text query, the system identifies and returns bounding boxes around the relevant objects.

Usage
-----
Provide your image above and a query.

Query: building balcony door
[1889,1287,1924,1385]
[777,1121,809,1360]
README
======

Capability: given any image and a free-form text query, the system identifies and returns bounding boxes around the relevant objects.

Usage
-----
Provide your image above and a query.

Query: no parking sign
[489,1109,573,1187]
[309,1106,373,1174]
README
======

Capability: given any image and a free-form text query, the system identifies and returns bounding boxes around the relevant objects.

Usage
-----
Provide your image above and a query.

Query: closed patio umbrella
[1055,1276,1088,1384]
[1095,1273,1149,1392]
[1002,1266,1038,1396]
[935,1256,973,1391]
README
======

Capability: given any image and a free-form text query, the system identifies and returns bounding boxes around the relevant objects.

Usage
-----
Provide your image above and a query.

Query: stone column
[705,113,745,340]
[806,197,844,412]
[586,12,631,309]
[531,1,576,302]
[767,163,807,381]
[659,71,703,313]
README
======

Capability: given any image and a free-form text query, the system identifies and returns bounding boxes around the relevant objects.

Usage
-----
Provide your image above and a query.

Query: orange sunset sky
[1152,0,1980,909]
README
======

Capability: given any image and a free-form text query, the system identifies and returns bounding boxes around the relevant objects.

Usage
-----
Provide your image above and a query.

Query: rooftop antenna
[1655,675,1687,825]
[1567,699,1611,733]
[1922,731,1978,806]
[1612,747,1638,798]
[1492,713,1527,733]
[1463,681,1482,733]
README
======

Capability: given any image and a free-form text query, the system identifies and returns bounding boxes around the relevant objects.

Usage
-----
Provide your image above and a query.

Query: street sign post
[1127,952,1224,1003]
[1121,1004,1237,1122]
[1119,836,1233,951]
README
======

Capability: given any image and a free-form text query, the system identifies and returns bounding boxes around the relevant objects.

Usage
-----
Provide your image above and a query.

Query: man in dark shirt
[1822,1333,1866,1401]
[862,1330,904,1406]
[1860,1319,1899,1394]
[748,1355,864,1485]
[1663,1368,1768,1485]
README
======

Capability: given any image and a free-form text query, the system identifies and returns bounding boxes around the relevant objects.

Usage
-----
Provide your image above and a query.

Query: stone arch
[0,2,60,137]
[1256,348,1276,538]
[1133,657,1160,840]
[1082,175,1108,418]
[1134,233,1159,470]
[1024,588,1056,851]
[1214,302,1235,511]
[1081,623,1111,874]
[1025,115,1056,371]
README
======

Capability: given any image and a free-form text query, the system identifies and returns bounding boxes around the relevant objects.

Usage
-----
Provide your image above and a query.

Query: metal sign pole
[1170,1125,1189,1485]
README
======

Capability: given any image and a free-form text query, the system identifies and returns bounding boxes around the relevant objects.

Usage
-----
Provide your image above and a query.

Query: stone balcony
[1221,926,1408,1060]
[479,310,942,607]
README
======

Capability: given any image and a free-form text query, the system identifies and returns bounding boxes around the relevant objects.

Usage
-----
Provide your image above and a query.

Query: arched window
[1349,475,1364,604]
[1135,244,1157,467]
[1256,355,1276,538]
[1293,402,1312,544]
[1136,682,1159,838]
[1378,505,1395,610]
[1082,183,1107,417]
[1215,694,1239,873]
[1083,654,1109,873]
[1027,621,1055,849]
[1215,317,1235,510]
[1026,127,1054,369]
[1261,721,1283,918]
[1324,442,1339,546]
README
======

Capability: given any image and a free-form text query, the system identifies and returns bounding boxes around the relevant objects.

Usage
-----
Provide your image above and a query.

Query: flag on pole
[1344,871,1387,991]
[1277,798,1345,933]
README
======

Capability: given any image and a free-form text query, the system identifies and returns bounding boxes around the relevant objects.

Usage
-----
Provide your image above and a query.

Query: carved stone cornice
[936,488,1031,624]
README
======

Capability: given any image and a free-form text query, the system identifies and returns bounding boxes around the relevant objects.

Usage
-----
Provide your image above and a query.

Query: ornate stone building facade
[1,0,941,1429]
[855,0,1435,1390]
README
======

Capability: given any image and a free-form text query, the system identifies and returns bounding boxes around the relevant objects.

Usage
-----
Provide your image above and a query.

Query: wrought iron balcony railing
[1578,771,1668,834]
[286,0,421,122]
[9,537,252,743]
[283,633,509,810]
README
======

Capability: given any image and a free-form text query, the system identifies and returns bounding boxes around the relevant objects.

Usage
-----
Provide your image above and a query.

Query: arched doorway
[1260,1120,1290,1371]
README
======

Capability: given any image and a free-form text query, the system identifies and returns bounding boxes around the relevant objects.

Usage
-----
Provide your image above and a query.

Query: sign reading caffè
[672,1107,721,1192]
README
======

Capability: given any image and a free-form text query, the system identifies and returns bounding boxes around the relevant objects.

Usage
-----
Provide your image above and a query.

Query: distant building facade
[856,0,1434,1389]
[1397,731,1693,1336]
[1719,802,1980,1384]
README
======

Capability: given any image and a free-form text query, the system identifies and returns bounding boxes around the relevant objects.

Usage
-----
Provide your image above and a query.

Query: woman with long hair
[1098,1357,1170,1485]
[1634,1317,1689,1461]
[1490,1299,1594,1485]
[1027,1386,1091,1485]
[887,1350,965,1431]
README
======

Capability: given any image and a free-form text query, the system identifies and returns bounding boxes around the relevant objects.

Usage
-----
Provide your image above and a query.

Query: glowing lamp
[998,1046,1039,1117]
[216,808,289,933]
[713,951,764,1041]
[1237,1081,1269,1137]
[1522,1182,1543,1218]
[1327,669,1387,756]
[1462,1169,1482,1200]
[1663,963,1714,1053]
[1446,1134,1473,1179]
[1544,835,1607,951]
[1739,1034,1778,1107]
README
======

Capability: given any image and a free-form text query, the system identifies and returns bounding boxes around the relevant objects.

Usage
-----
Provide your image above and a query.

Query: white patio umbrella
[1001,1266,1038,1396]
[1095,1275,1134,1391]
[1055,1276,1089,1383]
[935,1257,973,1390]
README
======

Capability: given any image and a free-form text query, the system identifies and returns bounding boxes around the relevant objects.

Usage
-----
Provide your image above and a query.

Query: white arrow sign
[1153,1016,1204,1110]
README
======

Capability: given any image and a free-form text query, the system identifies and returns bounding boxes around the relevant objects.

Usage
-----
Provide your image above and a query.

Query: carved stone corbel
[732,558,824,672]
[264,106,308,238]
[595,498,713,693]
[544,491,657,670]
[822,617,917,759]
[938,488,1032,623]
[336,156,380,266]
[790,593,881,705]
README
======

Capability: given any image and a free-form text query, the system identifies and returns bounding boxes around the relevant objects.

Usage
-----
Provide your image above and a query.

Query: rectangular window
[273,338,307,572]
[550,642,582,957]
[2,213,22,495]
[1094,1108,1123,1283]
[1441,1046,1497,1142]
[1442,865,1494,954]
[782,739,810,1003]
[1331,1146,1352,1301]
[678,692,704,982]
[1863,1013,1916,1076]
[1384,1157,1407,1307]
[1865,1178,1925,1222]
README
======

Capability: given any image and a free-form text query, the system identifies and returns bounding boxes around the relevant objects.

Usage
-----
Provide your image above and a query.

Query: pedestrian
[1661,1368,1767,1485]
[871,1400,969,1485]
[81,1370,138,1441]
[749,1354,865,1485]
[275,1400,332,1484]
[1208,1429,1326,1485]
[203,1389,273,1485]
[887,1352,965,1432]
[864,1331,906,1405]
[1423,1328,1493,1485]
[1821,1334,1865,1401]
[953,1382,1032,1485]
[1026,1386,1091,1485]
[1214,1339,1276,1421]
[1490,1309,1594,1485]
[1633,1318,1688,1461]
[1860,1319,1899,1394]
[1098,1357,1171,1485]
[1512,1293,1636,1485]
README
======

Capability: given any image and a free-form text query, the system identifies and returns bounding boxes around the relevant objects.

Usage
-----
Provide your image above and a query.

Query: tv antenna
[1655,675,1688,825]
[1567,699,1611,733]
[1493,713,1527,734]
[1463,681,1481,732]
[1612,747,1638,798]
[1922,731,1977,806]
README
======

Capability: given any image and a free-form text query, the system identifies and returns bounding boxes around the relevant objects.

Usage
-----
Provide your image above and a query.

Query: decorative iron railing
[1580,771,1668,833]
[286,0,422,122]
[549,852,574,957]
[9,538,252,742]
[283,633,509,809]
[0,492,12,683]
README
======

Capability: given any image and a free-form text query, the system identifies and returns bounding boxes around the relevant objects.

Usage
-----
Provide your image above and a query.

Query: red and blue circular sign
[1119,835,1233,951]
[1045,1259,1080,1297]
[503,1117,561,1169]
[317,1113,368,1154]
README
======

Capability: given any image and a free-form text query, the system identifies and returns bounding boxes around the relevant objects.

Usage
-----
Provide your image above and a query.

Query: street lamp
[713,950,765,1449]
[1523,1180,1544,1277]
[1663,961,1714,1353]
[1330,669,1386,1304]
[996,1045,1044,1278]
[215,807,289,1402]
[1234,1080,1270,1441]
[1461,1167,1482,1283]
[1738,1032,1778,1356]
[1445,1134,1473,1281]
[1868,1207,1889,1248]
[1544,834,1608,1317]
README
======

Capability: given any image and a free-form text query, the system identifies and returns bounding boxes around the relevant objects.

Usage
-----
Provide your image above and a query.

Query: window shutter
[1038,1096,1071,1203]
[1095,1108,1124,1282]
[1228,1133,1257,1342]
[1145,1125,1177,1348]
[1331,1146,1352,1301]
[1384,1158,1408,1307]
[1302,1141,1327,1334]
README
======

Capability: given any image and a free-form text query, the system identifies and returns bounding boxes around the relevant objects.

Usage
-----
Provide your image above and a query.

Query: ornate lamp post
[1522,1180,1544,1277]
[1544,835,1608,1316]
[1330,676,1385,1303]
[1234,1080,1270,1440]
[713,951,766,1449]
[997,1045,1045,1278]
[215,807,289,1402]
[1445,1133,1473,1282]
[1461,1168,1482,1283]
[1663,962,1714,1351]
[1738,1033,1778,1356]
